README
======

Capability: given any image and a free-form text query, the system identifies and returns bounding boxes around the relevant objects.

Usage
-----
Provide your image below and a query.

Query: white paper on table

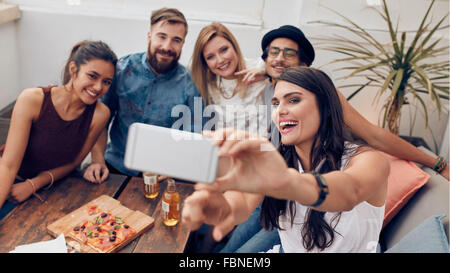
[9,233,68,253]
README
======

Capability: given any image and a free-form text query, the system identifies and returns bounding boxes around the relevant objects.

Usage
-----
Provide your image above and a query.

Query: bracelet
[26,179,46,203]
[26,179,37,193]
[310,171,329,207]
[43,171,55,190]
[433,156,447,174]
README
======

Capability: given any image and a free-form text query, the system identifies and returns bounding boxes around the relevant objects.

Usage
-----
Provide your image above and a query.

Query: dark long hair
[62,40,118,85]
[259,66,352,251]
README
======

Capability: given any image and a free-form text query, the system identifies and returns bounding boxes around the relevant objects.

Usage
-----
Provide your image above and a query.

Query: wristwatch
[310,171,329,207]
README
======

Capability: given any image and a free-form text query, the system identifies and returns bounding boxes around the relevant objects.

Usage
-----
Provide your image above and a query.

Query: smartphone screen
[124,123,219,183]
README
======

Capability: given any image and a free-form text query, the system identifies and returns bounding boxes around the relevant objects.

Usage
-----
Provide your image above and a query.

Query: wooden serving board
[47,195,154,253]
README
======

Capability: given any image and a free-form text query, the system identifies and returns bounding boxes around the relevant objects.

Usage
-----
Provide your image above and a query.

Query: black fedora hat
[261,25,315,66]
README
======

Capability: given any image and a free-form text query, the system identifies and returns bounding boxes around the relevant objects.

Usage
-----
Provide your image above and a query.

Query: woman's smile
[85,89,99,98]
[279,119,299,135]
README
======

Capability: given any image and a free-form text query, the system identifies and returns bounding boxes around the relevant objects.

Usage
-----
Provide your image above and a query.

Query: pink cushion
[382,152,430,228]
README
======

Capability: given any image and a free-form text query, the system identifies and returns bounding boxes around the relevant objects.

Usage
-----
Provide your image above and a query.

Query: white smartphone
[124,123,219,183]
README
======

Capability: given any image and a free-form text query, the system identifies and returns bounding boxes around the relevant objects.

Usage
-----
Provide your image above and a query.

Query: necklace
[217,77,238,100]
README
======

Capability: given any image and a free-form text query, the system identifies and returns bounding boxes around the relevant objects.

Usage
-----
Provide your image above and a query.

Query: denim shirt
[102,52,204,176]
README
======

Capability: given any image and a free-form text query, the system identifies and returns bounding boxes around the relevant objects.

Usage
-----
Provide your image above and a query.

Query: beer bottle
[143,172,159,199]
[161,179,180,226]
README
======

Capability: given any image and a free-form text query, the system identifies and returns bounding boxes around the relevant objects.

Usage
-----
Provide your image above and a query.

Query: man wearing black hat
[261,25,315,76]
[261,25,316,145]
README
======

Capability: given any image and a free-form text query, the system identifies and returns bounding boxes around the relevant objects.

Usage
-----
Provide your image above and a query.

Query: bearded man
[84,8,202,180]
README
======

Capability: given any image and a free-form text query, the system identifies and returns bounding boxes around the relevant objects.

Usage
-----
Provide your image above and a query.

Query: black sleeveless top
[18,86,97,178]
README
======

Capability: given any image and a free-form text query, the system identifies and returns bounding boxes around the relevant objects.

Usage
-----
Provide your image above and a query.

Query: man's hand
[83,162,109,183]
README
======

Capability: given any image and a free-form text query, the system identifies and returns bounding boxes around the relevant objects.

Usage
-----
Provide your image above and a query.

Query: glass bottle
[143,172,159,199]
[161,178,180,226]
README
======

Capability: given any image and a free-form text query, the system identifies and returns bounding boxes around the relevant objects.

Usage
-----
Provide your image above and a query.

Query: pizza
[70,208,136,252]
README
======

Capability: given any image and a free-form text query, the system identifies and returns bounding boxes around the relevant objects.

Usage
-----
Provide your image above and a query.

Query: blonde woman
[191,23,267,135]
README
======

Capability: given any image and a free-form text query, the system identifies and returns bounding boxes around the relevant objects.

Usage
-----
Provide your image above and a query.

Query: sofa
[379,146,449,253]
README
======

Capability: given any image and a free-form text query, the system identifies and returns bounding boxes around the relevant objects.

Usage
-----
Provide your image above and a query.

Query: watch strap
[310,171,329,207]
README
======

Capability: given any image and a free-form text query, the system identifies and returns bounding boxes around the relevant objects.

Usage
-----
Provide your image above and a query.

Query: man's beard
[147,46,180,75]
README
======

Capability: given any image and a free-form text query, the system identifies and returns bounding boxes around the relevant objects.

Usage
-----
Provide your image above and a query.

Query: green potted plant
[314,0,449,138]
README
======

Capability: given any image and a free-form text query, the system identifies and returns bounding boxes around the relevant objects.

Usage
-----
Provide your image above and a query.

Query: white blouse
[269,143,385,253]
[208,58,269,135]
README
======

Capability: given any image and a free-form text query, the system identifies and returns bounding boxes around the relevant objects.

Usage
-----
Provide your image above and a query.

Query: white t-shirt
[268,143,385,253]
[208,58,269,135]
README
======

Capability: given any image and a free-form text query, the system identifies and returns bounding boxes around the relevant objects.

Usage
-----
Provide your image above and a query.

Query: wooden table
[0,172,194,253]
[117,177,195,253]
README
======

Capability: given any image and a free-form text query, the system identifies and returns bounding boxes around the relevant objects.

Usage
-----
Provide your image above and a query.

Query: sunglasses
[268,46,299,59]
